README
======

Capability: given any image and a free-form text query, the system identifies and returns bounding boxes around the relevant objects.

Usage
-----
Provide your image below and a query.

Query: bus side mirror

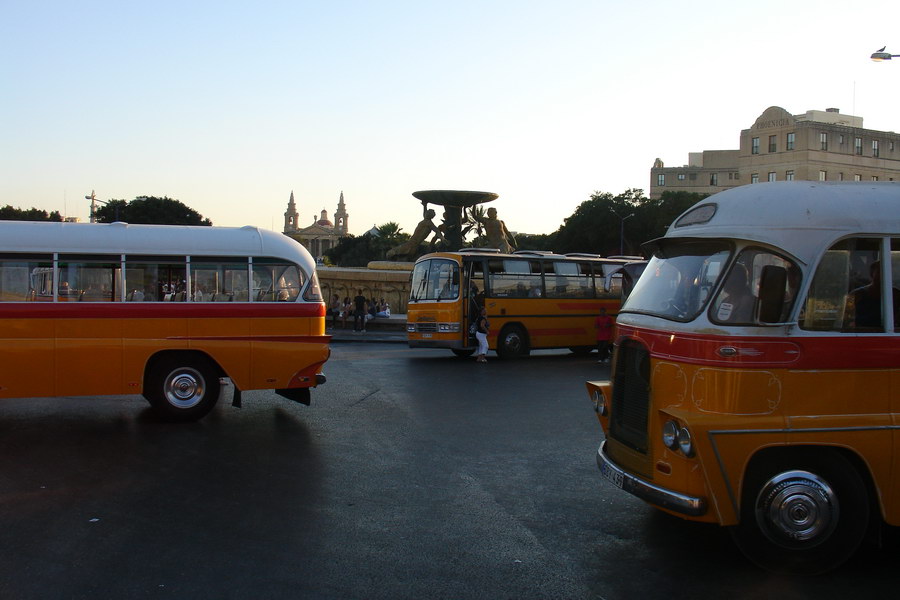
[758,265,787,323]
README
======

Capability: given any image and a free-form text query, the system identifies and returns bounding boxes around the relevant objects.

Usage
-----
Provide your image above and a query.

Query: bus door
[463,258,485,341]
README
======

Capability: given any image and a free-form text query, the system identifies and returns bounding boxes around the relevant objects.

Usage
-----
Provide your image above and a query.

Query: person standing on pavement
[595,307,614,362]
[475,306,490,363]
[354,289,367,332]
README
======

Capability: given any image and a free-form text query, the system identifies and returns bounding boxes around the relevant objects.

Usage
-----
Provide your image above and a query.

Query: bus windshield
[622,241,731,321]
[410,258,459,302]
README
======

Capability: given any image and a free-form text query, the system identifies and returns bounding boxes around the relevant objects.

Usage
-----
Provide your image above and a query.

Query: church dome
[316,208,334,228]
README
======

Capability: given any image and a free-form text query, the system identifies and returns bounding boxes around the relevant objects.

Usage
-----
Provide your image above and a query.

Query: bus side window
[711,248,799,325]
[546,261,591,298]
[253,261,303,302]
[801,238,883,332]
[488,259,538,298]
[0,259,49,302]
[59,260,119,302]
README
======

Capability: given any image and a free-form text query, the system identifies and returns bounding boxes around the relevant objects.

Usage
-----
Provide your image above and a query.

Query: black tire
[451,348,475,358]
[569,346,594,356]
[730,449,869,574]
[496,325,529,359]
[144,355,221,422]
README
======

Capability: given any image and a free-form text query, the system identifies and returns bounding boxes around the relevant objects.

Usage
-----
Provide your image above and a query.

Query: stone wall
[318,263,412,313]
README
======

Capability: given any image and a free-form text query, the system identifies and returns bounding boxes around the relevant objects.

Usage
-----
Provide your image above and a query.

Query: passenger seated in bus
[848,261,900,330]
[713,263,755,323]
[528,284,542,297]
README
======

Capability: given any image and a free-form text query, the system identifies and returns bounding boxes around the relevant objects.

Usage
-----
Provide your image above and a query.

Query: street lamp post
[86,190,99,223]
[609,208,635,255]
[871,47,900,61]
[87,191,120,222]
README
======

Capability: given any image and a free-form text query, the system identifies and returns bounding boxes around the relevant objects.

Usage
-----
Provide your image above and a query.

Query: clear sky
[3,1,900,236]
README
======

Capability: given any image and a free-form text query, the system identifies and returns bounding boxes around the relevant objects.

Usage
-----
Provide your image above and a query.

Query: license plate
[421,333,432,338]
[600,460,624,489]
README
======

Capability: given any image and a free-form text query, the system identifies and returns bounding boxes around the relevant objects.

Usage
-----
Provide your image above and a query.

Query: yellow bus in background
[587,182,900,573]
[0,221,330,421]
[407,249,644,357]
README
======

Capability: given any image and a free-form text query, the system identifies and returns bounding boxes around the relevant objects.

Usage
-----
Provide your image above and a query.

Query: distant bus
[407,249,645,357]
[0,221,331,421]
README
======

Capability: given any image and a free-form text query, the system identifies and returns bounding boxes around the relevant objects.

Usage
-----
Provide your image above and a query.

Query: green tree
[0,205,63,221]
[325,222,413,267]
[515,232,557,252]
[96,196,212,225]
[552,189,708,255]
[376,222,409,246]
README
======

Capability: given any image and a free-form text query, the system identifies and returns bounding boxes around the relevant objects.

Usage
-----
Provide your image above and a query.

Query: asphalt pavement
[3,342,900,599]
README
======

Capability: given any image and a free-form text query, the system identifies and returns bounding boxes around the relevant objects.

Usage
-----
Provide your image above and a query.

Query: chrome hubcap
[755,470,838,548]
[164,368,205,409]
[504,332,522,353]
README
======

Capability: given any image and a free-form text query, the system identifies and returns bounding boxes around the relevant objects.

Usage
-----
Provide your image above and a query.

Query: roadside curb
[328,332,408,344]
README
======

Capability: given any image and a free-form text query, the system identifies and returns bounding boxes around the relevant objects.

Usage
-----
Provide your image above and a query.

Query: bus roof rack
[606,255,644,260]
[458,247,501,253]
[564,253,603,259]
[513,250,558,256]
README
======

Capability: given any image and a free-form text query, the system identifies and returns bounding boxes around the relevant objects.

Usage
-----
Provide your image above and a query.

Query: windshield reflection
[409,259,459,302]
[622,241,731,321]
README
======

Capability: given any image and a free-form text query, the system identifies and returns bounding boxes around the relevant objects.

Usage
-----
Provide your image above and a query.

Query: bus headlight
[438,323,460,332]
[592,389,607,416]
[677,426,694,457]
[662,420,679,450]
[407,323,416,332]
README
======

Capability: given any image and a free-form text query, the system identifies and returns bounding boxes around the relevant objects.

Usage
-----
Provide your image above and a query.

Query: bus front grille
[415,322,437,332]
[609,339,650,454]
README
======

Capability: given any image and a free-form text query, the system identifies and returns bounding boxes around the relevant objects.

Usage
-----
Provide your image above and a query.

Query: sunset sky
[3,1,899,235]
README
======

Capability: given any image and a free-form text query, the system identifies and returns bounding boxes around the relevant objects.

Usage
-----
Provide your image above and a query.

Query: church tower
[284,191,299,233]
[334,191,349,235]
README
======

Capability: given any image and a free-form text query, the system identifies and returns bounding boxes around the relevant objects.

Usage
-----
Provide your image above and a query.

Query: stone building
[650,106,900,199]
[283,191,349,259]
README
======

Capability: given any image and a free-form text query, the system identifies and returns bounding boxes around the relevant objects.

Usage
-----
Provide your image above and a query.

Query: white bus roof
[0,221,316,271]
[665,182,900,264]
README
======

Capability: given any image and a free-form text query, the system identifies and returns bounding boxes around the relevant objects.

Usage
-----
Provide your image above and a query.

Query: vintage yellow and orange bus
[586,181,900,573]
[407,249,644,357]
[0,220,330,421]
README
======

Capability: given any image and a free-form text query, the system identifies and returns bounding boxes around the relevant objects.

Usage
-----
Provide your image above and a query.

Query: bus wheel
[497,325,529,358]
[730,449,869,574]
[451,348,475,358]
[144,355,221,422]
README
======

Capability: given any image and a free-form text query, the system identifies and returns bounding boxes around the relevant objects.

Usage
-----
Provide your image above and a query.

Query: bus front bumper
[596,440,707,517]
[408,339,470,350]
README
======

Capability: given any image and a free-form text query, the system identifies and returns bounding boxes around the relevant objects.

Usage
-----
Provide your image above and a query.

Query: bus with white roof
[0,221,330,421]
[586,181,900,573]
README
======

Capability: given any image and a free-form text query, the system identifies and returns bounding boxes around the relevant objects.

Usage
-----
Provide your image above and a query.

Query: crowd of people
[328,291,391,331]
